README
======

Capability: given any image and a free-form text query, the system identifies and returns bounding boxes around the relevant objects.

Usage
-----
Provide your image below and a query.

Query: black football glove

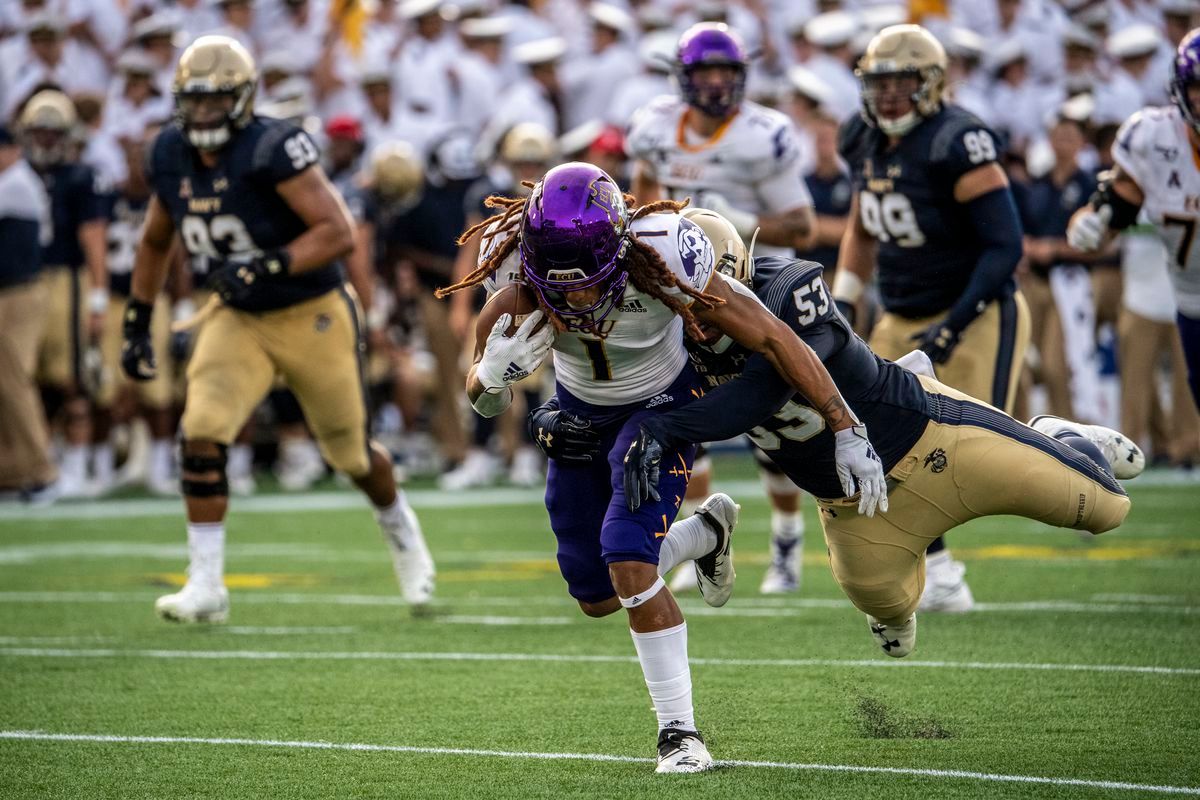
[910,321,961,365]
[120,299,156,381]
[623,424,665,512]
[207,249,290,307]
[527,398,602,465]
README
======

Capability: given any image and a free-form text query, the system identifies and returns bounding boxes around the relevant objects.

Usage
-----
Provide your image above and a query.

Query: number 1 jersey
[838,105,1013,319]
[148,118,345,312]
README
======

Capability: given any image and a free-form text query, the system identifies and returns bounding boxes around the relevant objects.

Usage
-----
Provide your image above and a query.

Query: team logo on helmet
[677,218,715,280]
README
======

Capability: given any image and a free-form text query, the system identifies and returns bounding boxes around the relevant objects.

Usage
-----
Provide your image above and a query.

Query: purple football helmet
[676,22,747,118]
[1171,29,1200,133]
[519,161,631,331]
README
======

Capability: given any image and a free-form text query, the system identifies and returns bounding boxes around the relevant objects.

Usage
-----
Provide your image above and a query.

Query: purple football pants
[1179,312,1200,412]
[545,366,700,604]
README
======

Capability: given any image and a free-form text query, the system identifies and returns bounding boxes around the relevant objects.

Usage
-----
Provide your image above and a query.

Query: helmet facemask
[859,68,942,136]
[176,84,253,150]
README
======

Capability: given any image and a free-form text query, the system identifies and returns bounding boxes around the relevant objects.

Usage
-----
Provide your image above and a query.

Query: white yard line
[1,590,1194,616]
[0,542,554,565]
[0,730,1195,795]
[0,646,1194,676]
[222,627,357,635]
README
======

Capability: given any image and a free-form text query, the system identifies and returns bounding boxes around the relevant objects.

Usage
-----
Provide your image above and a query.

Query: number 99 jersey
[838,105,1005,318]
[1112,105,1200,318]
[148,117,345,311]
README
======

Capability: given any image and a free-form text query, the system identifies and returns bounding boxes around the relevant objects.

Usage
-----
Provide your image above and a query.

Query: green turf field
[1,459,1198,799]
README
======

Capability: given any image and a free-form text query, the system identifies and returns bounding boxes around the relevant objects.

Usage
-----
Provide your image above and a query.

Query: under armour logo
[502,362,529,382]
[537,428,553,448]
[871,623,900,652]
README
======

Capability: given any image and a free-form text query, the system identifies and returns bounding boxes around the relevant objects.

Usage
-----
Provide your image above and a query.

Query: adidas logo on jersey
[618,299,648,313]
[644,393,674,408]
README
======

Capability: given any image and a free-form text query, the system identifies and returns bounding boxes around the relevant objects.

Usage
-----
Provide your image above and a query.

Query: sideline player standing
[1068,28,1200,413]
[834,24,1030,613]
[626,22,818,596]
[121,36,434,623]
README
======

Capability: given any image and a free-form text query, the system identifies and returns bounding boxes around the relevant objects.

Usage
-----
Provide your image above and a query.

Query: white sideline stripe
[0,731,1195,795]
[438,615,572,626]
[0,542,554,565]
[223,627,356,635]
[1,591,1195,617]
[0,646,1194,676]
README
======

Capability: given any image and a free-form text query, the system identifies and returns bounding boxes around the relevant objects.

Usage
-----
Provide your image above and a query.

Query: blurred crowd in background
[2,0,1198,503]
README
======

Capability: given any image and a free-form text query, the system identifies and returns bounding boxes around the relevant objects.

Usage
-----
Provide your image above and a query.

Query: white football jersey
[626,96,813,257]
[1112,105,1200,316]
[483,212,717,406]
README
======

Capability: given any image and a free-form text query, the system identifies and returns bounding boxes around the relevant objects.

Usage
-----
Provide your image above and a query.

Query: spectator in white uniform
[1107,24,1171,107]
[1060,23,1142,125]
[943,27,991,121]
[204,0,258,58]
[166,0,222,44]
[797,11,860,120]
[786,65,835,175]
[128,13,183,96]
[481,36,570,156]
[394,0,460,128]
[561,3,638,131]
[259,0,326,73]
[1,13,108,121]
[103,50,172,145]
[986,38,1054,152]
[455,16,513,137]
[607,29,675,127]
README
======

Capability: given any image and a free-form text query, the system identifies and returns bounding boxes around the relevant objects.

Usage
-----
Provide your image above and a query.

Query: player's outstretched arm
[831,193,877,327]
[275,166,356,274]
[122,196,178,381]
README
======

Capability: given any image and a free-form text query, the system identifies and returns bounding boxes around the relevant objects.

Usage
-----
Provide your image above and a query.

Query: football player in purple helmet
[441,162,887,773]
[1068,28,1200,410]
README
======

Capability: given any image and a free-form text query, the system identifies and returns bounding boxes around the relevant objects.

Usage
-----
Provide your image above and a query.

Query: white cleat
[276,439,327,491]
[155,582,229,623]
[693,493,739,608]
[919,555,974,613]
[655,729,715,774]
[438,450,499,491]
[868,613,916,658]
[1029,415,1145,480]
[669,559,699,593]
[382,501,436,607]
[508,447,543,488]
[760,535,802,594]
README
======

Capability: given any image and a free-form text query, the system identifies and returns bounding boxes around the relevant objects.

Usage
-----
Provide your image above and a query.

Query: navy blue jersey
[38,162,108,268]
[377,181,471,289]
[106,193,147,297]
[838,105,1014,318]
[669,257,930,498]
[148,118,344,311]
[796,168,853,270]
[1012,169,1096,275]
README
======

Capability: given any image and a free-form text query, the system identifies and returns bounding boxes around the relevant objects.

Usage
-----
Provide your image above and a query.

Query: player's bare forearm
[277,166,355,273]
[755,206,816,250]
[814,213,848,248]
[631,161,662,204]
[834,195,876,285]
[344,220,374,311]
[79,220,108,290]
[696,276,858,432]
[130,196,177,304]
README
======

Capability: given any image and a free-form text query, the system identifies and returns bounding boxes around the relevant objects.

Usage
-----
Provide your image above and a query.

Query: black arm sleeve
[944,187,1024,333]
[641,354,795,449]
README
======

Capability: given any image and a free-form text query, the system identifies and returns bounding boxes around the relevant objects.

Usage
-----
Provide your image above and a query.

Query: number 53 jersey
[1112,105,1200,318]
[148,118,345,311]
[838,105,1009,319]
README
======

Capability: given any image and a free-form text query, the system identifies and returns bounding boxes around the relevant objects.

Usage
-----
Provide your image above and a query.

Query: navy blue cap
[0,125,13,146]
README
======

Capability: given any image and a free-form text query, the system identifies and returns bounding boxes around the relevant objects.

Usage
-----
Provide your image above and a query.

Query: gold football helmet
[173,35,257,150]
[369,141,424,204]
[856,24,947,136]
[500,122,558,165]
[18,89,78,167]
[682,206,754,288]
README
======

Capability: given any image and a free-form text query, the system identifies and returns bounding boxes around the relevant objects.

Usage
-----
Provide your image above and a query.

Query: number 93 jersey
[1112,105,1200,318]
[484,212,717,406]
[148,118,345,311]
[838,105,1005,318]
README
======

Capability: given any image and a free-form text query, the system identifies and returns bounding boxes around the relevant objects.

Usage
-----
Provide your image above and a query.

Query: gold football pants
[870,291,1030,413]
[181,287,371,477]
[817,377,1130,625]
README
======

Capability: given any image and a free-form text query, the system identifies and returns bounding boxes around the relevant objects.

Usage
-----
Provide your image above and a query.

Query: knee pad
[180,440,229,498]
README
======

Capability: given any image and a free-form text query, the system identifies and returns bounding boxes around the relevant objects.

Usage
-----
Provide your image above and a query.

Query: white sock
[228,444,253,478]
[375,491,418,547]
[771,510,804,543]
[926,549,952,571]
[657,514,718,577]
[61,445,88,482]
[679,496,702,519]
[630,622,695,732]
[149,439,173,479]
[92,443,115,486]
[187,522,225,586]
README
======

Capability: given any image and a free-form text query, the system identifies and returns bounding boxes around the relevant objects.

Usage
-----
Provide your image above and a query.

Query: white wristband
[172,297,196,322]
[88,287,110,314]
[831,270,865,304]
[366,306,388,332]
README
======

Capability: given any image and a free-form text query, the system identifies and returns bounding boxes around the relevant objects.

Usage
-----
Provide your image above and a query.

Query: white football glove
[834,423,889,517]
[474,311,554,392]
[693,190,759,241]
[1066,205,1111,252]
